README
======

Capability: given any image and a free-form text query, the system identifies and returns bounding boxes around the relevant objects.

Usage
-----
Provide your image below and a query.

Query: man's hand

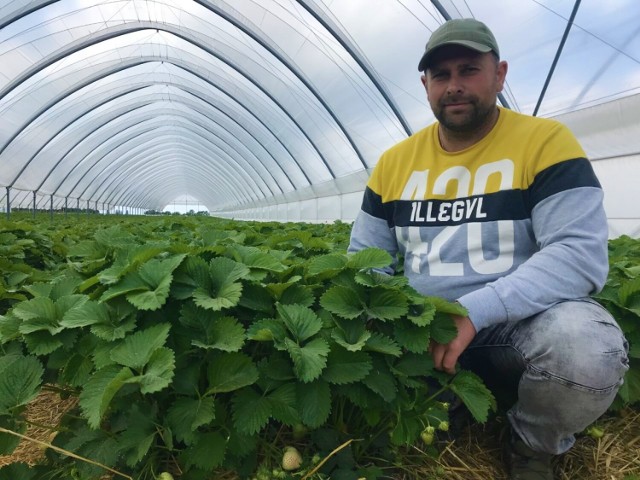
[430,315,477,375]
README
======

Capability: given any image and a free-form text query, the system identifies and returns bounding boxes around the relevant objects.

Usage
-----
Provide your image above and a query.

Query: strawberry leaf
[365,288,408,320]
[167,397,216,444]
[277,303,322,342]
[79,365,134,428]
[296,380,331,428]
[125,347,175,394]
[407,300,437,327]
[0,355,43,414]
[346,248,393,270]
[354,270,408,288]
[206,352,259,393]
[362,361,397,402]
[60,299,110,328]
[193,283,243,311]
[331,319,371,352]
[182,431,227,471]
[13,297,59,334]
[110,323,171,370]
[430,313,457,344]
[449,370,496,423]
[267,383,300,425]
[232,389,272,435]
[365,332,402,357]
[285,337,329,383]
[322,347,372,384]
[306,254,347,276]
[394,320,430,353]
[320,286,364,319]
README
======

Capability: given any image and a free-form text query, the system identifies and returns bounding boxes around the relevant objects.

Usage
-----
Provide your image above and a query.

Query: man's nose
[446,75,463,95]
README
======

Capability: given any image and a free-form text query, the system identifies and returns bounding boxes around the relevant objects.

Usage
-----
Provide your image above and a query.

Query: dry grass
[411,408,640,480]
[0,387,78,468]
[1,390,639,479]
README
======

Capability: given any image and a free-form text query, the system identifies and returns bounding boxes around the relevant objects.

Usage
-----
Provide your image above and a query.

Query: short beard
[434,99,496,133]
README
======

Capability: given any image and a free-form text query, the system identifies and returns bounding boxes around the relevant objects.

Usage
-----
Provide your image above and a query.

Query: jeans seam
[527,363,623,395]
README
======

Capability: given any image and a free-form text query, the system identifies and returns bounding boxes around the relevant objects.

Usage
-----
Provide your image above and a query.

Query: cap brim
[418,40,493,71]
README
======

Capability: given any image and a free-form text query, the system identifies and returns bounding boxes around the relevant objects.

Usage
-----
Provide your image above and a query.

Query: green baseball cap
[418,18,499,71]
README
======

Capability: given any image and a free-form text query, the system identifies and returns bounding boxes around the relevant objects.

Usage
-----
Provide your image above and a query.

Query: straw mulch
[1,390,639,479]
[0,388,78,469]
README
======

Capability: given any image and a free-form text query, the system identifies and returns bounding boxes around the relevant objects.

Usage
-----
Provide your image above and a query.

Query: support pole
[533,0,581,116]
[5,187,10,220]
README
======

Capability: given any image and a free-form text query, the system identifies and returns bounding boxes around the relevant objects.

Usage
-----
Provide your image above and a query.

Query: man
[348,18,629,479]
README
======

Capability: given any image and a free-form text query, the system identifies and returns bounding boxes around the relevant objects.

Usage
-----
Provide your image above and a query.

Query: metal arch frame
[54,114,252,204]
[91,137,260,206]
[0,57,310,191]
[52,116,268,204]
[0,0,59,30]
[119,167,232,212]
[18,86,148,188]
[152,90,291,192]
[118,171,223,212]
[28,84,285,198]
[102,149,255,208]
[73,120,268,205]
[103,149,248,209]
[68,105,279,203]
[176,3,372,168]
[2,53,331,188]
[71,116,278,202]
[1,0,409,141]
[293,0,413,137]
[49,107,152,197]
[71,119,265,205]
[0,21,366,170]
[113,160,244,211]
[113,159,248,211]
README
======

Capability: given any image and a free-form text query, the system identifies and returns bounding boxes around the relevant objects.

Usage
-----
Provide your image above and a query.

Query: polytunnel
[1,0,639,237]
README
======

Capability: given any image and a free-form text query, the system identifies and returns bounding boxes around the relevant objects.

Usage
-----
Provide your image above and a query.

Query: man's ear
[496,60,508,92]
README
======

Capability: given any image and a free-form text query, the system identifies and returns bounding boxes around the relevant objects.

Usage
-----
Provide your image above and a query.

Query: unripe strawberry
[292,423,308,440]
[586,425,605,439]
[438,421,449,432]
[282,446,303,471]
[420,430,434,445]
[158,473,174,480]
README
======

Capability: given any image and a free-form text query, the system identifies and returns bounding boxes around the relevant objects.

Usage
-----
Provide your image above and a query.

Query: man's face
[422,45,507,134]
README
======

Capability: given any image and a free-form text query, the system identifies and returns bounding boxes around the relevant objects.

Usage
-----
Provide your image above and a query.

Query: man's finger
[430,343,446,371]
[441,347,459,375]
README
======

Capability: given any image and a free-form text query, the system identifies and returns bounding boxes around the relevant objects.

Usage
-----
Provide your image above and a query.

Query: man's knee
[525,299,628,391]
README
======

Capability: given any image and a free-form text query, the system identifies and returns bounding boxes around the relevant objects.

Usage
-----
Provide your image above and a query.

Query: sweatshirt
[348,107,609,332]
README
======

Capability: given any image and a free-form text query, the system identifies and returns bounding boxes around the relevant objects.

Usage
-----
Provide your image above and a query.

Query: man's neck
[438,107,500,152]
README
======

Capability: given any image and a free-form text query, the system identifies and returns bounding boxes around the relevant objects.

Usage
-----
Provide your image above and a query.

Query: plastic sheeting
[1,1,639,236]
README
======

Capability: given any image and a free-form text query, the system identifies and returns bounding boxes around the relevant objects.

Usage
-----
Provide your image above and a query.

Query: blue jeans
[459,298,629,455]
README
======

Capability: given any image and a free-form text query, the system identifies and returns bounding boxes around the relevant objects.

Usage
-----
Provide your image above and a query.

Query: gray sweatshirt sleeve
[458,185,609,331]
[348,188,399,275]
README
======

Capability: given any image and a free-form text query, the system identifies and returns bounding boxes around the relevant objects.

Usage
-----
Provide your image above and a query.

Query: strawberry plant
[593,235,640,408]
[0,215,636,479]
